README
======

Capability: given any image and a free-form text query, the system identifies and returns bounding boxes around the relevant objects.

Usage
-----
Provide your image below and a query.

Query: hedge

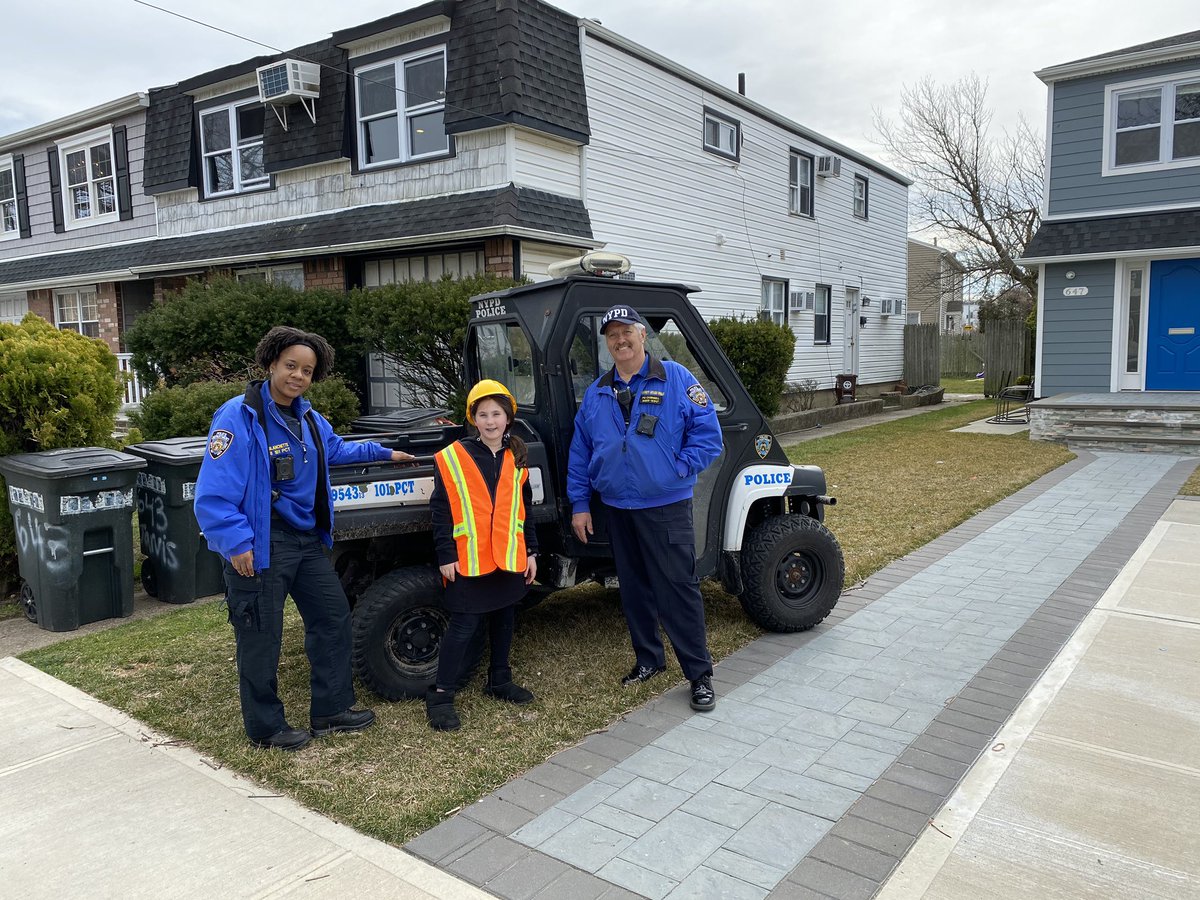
[707,317,796,416]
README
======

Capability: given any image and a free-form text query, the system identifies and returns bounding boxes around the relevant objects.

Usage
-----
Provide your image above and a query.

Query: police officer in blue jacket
[567,305,724,711]
[194,326,413,751]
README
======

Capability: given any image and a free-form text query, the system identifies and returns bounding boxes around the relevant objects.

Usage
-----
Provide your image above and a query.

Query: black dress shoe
[251,727,312,751]
[690,675,716,712]
[312,707,376,736]
[621,663,667,687]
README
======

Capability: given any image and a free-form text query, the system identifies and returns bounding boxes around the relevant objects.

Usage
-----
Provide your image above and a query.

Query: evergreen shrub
[707,316,796,416]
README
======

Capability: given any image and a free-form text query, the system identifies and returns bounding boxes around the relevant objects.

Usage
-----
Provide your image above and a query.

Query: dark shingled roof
[0,186,592,286]
[445,0,590,144]
[1022,209,1200,260]
[1059,30,1200,67]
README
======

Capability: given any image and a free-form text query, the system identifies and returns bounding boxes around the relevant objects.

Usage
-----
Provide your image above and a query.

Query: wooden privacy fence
[982,320,1035,397]
[940,332,984,376]
[903,323,939,388]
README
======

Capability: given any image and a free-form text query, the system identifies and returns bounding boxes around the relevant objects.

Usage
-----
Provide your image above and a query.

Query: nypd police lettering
[743,471,792,486]
[474,297,508,319]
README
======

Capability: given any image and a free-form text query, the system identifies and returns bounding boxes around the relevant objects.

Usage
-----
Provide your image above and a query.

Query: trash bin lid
[124,436,211,465]
[0,447,147,480]
[351,408,448,433]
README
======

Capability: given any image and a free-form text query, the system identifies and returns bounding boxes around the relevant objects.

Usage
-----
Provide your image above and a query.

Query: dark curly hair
[254,326,335,382]
[470,393,527,467]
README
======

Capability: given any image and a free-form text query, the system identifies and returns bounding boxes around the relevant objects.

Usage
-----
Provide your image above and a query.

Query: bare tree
[874,74,1043,300]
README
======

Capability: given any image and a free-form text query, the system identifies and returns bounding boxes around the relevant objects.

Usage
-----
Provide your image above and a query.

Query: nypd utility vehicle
[334,252,843,700]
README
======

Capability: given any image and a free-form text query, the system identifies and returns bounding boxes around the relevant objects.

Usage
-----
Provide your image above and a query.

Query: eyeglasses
[615,385,633,424]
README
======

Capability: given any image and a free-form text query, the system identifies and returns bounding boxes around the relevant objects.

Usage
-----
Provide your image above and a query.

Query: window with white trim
[200,102,268,196]
[55,288,99,338]
[853,174,869,219]
[0,157,17,237]
[356,49,448,168]
[761,278,787,326]
[236,265,304,289]
[703,109,739,160]
[59,128,117,228]
[1106,73,1200,173]
[363,250,484,287]
[789,151,813,216]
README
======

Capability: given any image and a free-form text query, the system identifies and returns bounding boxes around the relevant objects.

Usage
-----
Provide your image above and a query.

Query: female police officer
[195,326,413,751]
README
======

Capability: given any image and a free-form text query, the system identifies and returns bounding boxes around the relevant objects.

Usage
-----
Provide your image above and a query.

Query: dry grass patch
[1181,463,1200,496]
[22,398,1071,846]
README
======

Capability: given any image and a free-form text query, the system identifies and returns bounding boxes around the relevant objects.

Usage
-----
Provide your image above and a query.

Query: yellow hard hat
[465,379,517,425]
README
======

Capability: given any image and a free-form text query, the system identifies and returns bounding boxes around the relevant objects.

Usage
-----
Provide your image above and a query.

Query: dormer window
[356,48,449,168]
[1104,72,1200,175]
[200,101,268,197]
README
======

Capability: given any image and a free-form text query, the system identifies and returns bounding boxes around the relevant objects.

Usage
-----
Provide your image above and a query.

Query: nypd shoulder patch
[686,383,709,407]
[208,429,234,460]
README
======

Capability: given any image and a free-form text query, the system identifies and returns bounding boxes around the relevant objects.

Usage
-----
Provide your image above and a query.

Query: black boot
[425,687,461,731]
[484,667,535,705]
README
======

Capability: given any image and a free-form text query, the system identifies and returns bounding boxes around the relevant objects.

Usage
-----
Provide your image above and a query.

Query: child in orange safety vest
[426,379,538,731]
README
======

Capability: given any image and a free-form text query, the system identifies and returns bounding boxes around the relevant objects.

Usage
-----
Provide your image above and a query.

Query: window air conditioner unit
[789,290,815,316]
[256,59,321,130]
[816,155,842,178]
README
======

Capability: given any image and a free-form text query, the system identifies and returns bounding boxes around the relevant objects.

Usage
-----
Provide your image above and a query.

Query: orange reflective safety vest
[434,441,528,576]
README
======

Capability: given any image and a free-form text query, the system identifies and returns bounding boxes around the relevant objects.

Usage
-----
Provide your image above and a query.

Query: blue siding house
[1022,30,1200,397]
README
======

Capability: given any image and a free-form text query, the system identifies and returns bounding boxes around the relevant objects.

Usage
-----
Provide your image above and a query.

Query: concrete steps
[1031,395,1200,455]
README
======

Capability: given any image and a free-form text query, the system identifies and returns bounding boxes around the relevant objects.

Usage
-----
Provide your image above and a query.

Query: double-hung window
[200,102,268,197]
[788,151,813,216]
[703,108,740,160]
[56,288,99,339]
[357,49,448,168]
[814,284,832,345]
[1106,74,1200,173]
[853,175,869,219]
[761,278,787,326]
[58,128,118,228]
[0,157,17,237]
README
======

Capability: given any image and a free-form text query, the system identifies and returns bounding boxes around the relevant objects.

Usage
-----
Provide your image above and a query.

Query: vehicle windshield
[472,321,536,405]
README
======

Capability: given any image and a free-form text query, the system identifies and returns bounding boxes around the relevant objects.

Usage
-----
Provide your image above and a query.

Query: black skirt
[443,568,528,614]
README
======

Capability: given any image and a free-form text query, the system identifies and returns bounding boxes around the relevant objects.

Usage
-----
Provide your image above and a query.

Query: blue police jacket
[194,381,393,572]
[568,355,723,512]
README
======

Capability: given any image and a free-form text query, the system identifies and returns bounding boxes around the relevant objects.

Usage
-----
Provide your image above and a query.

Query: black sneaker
[311,707,376,736]
[690,675,716,712]
[621,663,667,687]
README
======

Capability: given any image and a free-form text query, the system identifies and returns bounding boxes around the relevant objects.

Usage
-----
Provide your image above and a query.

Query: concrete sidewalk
[880,497,1200,899]
[0,657,488,899]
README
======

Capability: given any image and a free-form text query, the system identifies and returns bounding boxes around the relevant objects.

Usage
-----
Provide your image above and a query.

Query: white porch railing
[116,353,150,409]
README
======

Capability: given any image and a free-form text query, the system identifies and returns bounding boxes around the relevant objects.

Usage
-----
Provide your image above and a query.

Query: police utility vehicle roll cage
[334,253,843,700]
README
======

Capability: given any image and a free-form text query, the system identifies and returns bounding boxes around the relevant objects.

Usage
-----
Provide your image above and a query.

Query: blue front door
[1147,259,1200,390]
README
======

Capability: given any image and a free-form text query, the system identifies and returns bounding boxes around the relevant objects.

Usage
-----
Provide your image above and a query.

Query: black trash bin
[0,447,146,632]
[125,437,226,604]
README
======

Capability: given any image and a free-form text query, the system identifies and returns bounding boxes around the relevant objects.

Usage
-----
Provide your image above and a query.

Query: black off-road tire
[350,566,484,700]
[740,514,844,632]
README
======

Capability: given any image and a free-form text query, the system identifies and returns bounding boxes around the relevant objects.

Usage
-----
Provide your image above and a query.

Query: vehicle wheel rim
[776,550,822,605]
[19,581,37,624]
[385,608,447,674]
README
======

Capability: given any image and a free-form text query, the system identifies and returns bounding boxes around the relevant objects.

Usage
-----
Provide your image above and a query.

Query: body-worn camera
[272,454,295,482]
[635,413,659,438]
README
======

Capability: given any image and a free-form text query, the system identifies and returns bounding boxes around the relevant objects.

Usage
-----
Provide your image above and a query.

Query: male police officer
[567,305,724,711]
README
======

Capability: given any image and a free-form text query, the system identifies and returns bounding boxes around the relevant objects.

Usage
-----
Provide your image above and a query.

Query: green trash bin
[125,437,226,605]
[0,447,146,632]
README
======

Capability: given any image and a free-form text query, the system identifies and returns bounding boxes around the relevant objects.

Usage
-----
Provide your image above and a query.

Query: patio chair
[989,374,1033,425]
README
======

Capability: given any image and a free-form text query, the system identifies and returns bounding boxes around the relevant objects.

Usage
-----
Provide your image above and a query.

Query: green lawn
[939,375,985,394]
[22,400,1073,845]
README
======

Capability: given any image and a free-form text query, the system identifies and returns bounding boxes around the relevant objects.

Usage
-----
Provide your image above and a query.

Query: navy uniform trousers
[604,498,713,681]
[223,523,356,740]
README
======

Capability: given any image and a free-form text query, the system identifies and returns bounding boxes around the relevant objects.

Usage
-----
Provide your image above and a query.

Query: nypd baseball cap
[599,305,646,333]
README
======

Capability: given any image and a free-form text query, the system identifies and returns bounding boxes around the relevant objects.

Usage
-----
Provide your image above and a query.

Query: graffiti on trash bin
[137,472,168,495]
[137,491,178,572]
[60,489,134,516]
[7,486,46,513]
[13,507,77,584]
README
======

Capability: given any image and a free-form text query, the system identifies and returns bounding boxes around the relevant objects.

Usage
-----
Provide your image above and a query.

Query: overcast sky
[4,0,1197,169]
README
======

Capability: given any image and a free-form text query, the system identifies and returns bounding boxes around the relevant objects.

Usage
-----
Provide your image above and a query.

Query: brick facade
[484,238,515,278]
[304,257,346,290]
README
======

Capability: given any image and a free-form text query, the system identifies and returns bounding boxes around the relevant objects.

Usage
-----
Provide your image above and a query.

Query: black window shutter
[46,148,65,234]
[113,125,133,221]
[12,154,31,238]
